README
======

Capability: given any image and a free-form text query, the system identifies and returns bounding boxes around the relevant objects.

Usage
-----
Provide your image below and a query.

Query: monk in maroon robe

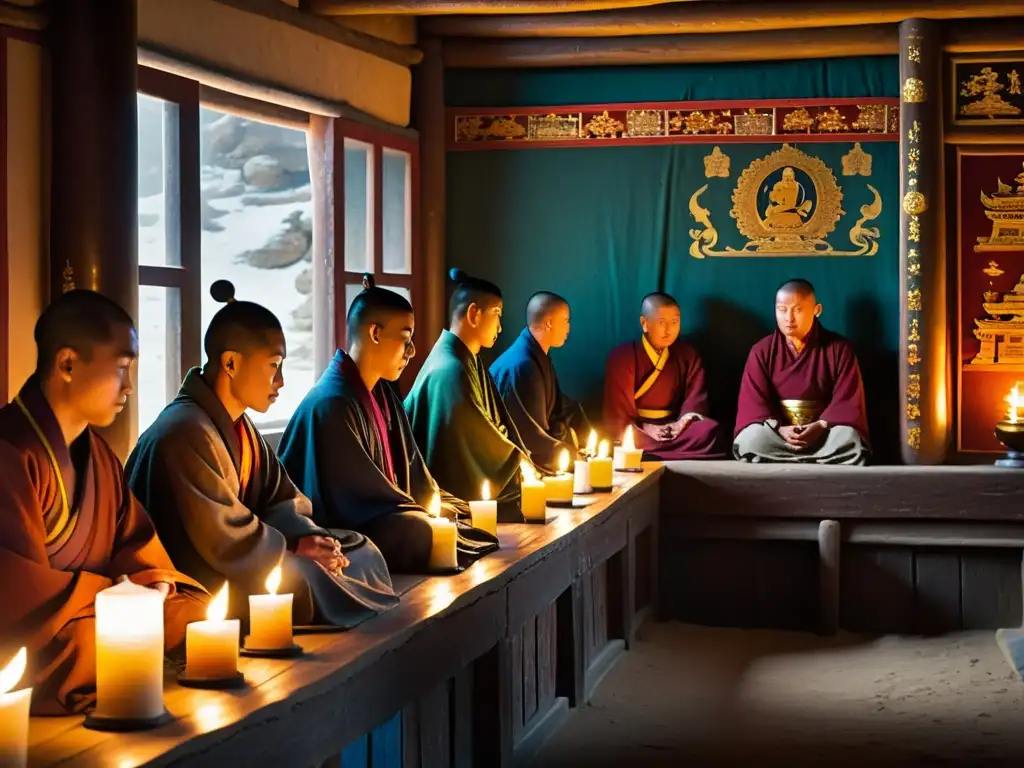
[603,293,724,459]
[733,279,869,464]
[0,290,208,715]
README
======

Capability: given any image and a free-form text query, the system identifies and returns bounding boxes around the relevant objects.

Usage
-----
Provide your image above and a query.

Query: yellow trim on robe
[637,408,673,420]
[14,395,70,545]
[634,336,670,403]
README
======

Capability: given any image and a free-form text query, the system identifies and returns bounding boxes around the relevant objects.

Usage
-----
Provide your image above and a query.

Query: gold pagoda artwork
[959,66,1023,118]
[970,267,1024,368]
[975,161,1024,252]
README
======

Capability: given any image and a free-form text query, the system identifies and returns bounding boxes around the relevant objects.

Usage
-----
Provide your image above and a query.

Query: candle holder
[240,642,304,659]
[994,420,1024,468]
[177,671,246,690]
[84,710,174,732]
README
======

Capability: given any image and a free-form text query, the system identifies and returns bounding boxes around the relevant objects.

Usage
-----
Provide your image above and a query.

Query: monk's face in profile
[225,330,287,413]
[546,304,571,349]
[372,311,416,382]
[470,299,503,350]
[640,305,681,350]
[59,322,138,428]
[775,288,821,341]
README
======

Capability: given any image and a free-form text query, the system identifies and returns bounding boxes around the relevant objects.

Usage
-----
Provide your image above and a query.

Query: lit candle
[574,458,590,494]
[613,426,644,470]
[0,648,30,768]
[519,460,549,522]
[427,493,458,571]
[185,584,239,681]
[469,480,498,537]
[543,449,574,505]
[247,566,293,651]
[584,430,598,457]
[589,439,614,491]
[1006,383,1023,424]
[94,578,166,722]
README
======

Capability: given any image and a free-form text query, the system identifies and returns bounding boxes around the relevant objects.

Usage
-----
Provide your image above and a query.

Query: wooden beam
[443,24,899,68]
[422,0,1024,37]
[305,0,697,16]
[945,19,1024,52]
[0,0,48,30]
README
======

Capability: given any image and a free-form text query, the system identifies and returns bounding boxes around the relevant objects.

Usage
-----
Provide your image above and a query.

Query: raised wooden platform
[661,461,1024,636]
[27,467,662,768]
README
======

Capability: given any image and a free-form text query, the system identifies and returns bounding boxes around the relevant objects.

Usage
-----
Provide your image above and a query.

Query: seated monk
[490,292,592,473]
[603,292,724,459]
[0,290,208,715]
[733,278,870,465]
[279,276,497,573]
[404,268,533,522]
[127,281,397,631]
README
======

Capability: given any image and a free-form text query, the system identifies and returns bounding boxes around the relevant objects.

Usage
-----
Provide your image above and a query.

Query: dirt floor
[534,622,1024,767]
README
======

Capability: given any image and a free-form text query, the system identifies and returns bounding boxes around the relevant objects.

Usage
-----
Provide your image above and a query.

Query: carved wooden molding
[0,0,48,31]
[304,0,692,15]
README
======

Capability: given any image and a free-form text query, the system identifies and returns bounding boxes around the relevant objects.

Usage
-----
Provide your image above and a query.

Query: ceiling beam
[442,24,900,68]
[303,0,698,16]
[422,0,1024,37]
[0,0,48,30]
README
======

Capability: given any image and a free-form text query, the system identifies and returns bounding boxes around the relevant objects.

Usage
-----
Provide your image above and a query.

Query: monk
[490,292,592,472]
[280,276,498,573]
[127,281,397,632]
[0,290,208,715]
[733,279,870,465]
[404,268,532,522]
[603,293,724,459]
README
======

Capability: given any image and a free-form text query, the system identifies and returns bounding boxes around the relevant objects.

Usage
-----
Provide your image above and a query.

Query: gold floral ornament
[909,215,920,242]
[907,373,921,400]
[626,109,663,138]
[907,148,920,174]
[908,343,921,366]
[488,117,526,140]
[908,45,921,64]
[583,111,624,139]
[528,114,580,141]
[61,261,75,293]
[907,426,922,450]
[852,105,886,133]
[903,190,928,215]
[734,108,773,136]
[909,318,921,342]
[842,143,872,176]
[908,288,922,311]
[1011,70,1022,96]
[903,77,927,104]
[984,260,1005,277]
[669,110,733,135]
[816,107,849,133]
[906,402,921,420]
[782,107,815,134]
[703,146,730,179]
[688,143,883,258]
[907,120,921,144]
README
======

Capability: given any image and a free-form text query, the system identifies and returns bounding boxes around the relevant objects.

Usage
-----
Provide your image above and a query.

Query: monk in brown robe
[733,279,870,464]
[602,293,724,459]
[0,290,207,715]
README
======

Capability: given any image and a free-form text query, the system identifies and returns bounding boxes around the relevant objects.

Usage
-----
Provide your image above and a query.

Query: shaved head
[347,274,414,338]
[641,292,679,319]
[775,277,821,342]
[777,278,816,300]
[526,291,569,328]
[639,292,681,350]
[527,291,571,350]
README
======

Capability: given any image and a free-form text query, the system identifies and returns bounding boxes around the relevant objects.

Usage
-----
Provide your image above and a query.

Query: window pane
[382,148,411,275]
[344,139,374,273]
[138,285,181,434]
[199,106,315,427]
[138,94,181,267]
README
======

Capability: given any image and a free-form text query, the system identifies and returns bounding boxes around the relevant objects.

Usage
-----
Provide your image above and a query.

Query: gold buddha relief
[763,167,813,230]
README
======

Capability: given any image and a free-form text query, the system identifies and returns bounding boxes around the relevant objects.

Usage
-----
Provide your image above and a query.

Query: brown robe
[0,377,207,715]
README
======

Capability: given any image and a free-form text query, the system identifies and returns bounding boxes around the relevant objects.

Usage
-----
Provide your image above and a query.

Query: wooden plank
[402,703,420,768]
[506,543,572,630]
[509,626,524,742]
[818,520,841,636]
[592,562,609,654]
[536,603,557,716]
[961,550,1023,630]
[418,682,450,768]
[754,541,817,632]
[450,666,473,768]
[522,617,538,727]
[470,641,512,768]
[370,713,403,768]
[607,549,628,645]
[840,546,915,633]
[580,565,595,668]
[555,582,585,707]
[913,551,962,635]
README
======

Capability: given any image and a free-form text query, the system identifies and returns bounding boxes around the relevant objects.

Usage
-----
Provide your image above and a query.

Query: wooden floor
[27,466,662,768]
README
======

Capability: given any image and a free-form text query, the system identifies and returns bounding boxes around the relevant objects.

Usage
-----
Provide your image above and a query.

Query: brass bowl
[995,420,1024,453]
[780,400,821,427]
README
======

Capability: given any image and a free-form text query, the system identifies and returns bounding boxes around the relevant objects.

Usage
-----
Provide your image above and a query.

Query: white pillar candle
[94,578,166,721]
[519,461,548,522]
[0,648,30,768]
[543,449,574,504]
[573,459,590,494]
[427,492,459,571]
[468,480,498,537]
[247,566,293,651]
[185,584,239,680]
[589,440,614,491]
[613,426,643,470]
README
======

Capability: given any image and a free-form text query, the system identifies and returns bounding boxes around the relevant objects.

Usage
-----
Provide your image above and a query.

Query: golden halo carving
[729,143,845,246]
[902,190,928,215]
[902,77,926,104]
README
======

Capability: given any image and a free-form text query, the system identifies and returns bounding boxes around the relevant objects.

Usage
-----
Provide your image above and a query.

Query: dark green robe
[404,330,531,522]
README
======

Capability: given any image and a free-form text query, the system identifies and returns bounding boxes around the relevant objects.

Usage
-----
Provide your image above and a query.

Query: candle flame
[586,430,598,454]
[1007,382,1024,424]
[558,448,570,473]
[598,439,610,459]
[266,565,282,596]
[429,492,441,518]
[481,480,491,502]
[622,425,635,451]
[207,583,229,622]
[0,647,26,695]
[520,459,536,482]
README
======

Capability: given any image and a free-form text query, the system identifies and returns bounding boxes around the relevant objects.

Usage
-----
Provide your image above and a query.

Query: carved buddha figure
[1015,161,1024,194]
[763,167,813,230]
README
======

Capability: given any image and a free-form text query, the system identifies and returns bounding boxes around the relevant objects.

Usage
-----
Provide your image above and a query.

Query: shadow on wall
[845,293,899,465]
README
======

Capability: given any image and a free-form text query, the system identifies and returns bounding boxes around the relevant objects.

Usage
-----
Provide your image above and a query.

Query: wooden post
[818,519,841,635]
[50,0,139,460]
[413,37,447,346]
[899,19,950,465]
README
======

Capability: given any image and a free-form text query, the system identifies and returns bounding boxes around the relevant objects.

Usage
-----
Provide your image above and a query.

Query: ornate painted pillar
[50,0,139,459]
[899,19,950,465]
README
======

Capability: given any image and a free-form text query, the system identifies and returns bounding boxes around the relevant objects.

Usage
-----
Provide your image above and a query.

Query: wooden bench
[660,461,1024,636]
[27,466,662,768]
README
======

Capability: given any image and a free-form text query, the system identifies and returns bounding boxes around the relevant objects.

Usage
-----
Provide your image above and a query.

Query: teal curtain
[446,58,902,460]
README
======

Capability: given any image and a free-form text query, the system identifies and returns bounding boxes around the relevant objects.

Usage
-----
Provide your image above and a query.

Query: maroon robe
[0,377,207,715]
[734,321,869,443]
[602,338,724,459]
